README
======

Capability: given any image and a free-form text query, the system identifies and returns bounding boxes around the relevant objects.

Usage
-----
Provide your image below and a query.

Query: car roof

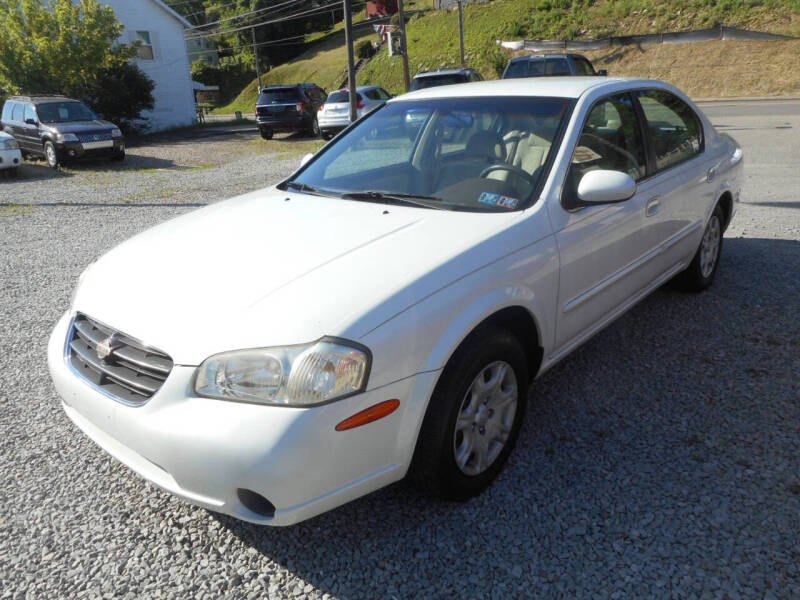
[413,68,473,78]
[394,76,656,101]
[508,53,586,62]
[9,95,78,103]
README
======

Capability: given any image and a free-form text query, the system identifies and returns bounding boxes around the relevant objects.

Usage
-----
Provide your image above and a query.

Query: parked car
[49,77,742,526]
[409,68,483,91]
[0,129,22,176]
[1,95,124,169]
[255,83,327,140]
[502,53,607,79]
[317,85,392,140]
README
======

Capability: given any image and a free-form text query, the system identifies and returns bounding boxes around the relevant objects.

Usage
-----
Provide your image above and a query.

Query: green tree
[0,0,137,96]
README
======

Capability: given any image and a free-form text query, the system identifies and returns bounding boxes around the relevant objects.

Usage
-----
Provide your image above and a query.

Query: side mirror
[25,118,38,125]
[577,170,636,204]
[300,153,314,167]
[597,69,608,76]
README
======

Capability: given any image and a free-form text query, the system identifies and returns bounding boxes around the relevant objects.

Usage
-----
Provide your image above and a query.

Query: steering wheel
[580,133,640,174]
[479,163,536,186]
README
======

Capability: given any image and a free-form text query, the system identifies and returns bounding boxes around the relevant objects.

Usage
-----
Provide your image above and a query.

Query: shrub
[355,40,374,59]
[78,62,155,133]
[191,57,255,104]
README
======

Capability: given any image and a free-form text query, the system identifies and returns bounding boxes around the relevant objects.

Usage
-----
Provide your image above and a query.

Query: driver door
[551,93,655,352]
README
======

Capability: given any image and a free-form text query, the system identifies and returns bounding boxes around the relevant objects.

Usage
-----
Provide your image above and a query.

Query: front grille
[67,313,173,405]
[75,131,112,143]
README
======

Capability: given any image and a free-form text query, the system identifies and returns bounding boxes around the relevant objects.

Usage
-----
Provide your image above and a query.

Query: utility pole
[398,0,410,91]
[251,27,262,90]
[343,0,357,123]
[457,0,465,67]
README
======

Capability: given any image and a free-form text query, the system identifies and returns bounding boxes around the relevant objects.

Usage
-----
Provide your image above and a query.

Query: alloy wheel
[453,361,518,476]
[700,215,721,278]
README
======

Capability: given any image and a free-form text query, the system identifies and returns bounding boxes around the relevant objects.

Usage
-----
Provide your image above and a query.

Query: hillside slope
[217,0,800,113]
[360,0,800,92]
[213,27,375,115]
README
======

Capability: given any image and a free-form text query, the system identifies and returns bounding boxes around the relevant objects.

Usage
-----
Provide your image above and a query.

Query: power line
[186,0,306,31]
[185,0,364,40]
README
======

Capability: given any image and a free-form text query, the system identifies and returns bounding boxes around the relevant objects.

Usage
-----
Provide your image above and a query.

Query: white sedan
[0,130,22,174]
[317,85,391,139]
[48,77,742,526]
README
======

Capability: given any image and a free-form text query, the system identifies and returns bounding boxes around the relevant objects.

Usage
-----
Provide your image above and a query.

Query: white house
[96,0,197,131]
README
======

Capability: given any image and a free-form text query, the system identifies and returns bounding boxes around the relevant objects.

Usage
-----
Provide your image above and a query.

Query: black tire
[260,127,273,140]
[321,131,333,141]
[673,203,724,292]
[310,117,320,138]
[410,326,529,500]
[44,140,60,169]
[113,148,125,162]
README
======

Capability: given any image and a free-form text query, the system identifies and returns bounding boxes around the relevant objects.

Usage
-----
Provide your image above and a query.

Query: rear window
[503,61,529,79]
[409,74,467,91]
[326,90,363,104]
[545,58,570,75]
[257,89,299,105]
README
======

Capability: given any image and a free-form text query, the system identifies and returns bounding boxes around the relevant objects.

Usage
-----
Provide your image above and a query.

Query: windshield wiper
[341,191,446,210]
[284,181,333,197]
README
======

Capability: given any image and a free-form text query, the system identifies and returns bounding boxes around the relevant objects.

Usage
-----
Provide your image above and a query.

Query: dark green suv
[1,95,125,169]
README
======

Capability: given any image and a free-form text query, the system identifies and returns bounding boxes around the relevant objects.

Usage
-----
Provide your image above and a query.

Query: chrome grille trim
[65,313,173,406]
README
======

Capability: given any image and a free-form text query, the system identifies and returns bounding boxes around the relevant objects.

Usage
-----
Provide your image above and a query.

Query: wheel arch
[717,189,733,232]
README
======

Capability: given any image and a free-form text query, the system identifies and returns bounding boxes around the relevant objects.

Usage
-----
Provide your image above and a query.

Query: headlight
[195,338,370,406]
[2,138,19,150]
[111,128,122,138]
[57,133,79,142]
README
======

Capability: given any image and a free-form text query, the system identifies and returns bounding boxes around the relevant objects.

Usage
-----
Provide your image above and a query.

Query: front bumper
[57,139,124,160]
[0,147,22,170]
[48,312,438,526]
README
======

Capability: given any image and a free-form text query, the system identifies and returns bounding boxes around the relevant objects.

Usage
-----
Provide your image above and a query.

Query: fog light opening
[237,488,276,518]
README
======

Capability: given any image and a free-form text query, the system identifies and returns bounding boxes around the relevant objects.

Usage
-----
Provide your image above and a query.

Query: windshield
[287,96,571,212]
[37,101,97,123]
[409,75,467,91]
[257,89,299,104]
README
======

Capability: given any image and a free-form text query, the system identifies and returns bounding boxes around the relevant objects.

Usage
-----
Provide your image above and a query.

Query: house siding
[98,0,196,131]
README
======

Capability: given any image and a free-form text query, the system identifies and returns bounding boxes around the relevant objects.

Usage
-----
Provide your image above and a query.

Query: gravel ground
[1,113,799,599]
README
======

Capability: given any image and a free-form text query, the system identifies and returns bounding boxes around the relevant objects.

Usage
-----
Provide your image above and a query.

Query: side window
[12,102,23,122]
[24,104,37,123]
[2,101,15,122]
[574,57,595,76]
[636,90,703,172]
[545,58,570,76]
[563,94,647,205]
[364,89,379,101]
[503,61,529,79]
[136,31,154,60]
[376,87,390,99]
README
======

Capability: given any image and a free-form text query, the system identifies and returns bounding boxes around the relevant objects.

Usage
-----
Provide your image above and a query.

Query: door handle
[707,167,717,182]
[645,196,660,217]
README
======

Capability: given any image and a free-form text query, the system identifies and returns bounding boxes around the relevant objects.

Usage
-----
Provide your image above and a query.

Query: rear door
[631,89,713,278]
[21,104,41,152]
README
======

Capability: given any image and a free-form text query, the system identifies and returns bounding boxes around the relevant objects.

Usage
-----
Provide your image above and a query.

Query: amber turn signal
[335,399,400,431]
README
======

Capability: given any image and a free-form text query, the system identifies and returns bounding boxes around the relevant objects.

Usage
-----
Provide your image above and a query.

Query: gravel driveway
[1,115,799,599]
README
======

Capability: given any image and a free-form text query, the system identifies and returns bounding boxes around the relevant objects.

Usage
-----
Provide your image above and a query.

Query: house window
[136,31,154,60]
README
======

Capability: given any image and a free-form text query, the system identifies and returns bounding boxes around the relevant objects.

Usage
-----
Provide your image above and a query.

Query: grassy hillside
[217,0,800,113]
[360,0,800,93]
[213,27,376,115]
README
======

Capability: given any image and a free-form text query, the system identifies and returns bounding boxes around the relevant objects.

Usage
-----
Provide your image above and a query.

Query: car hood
[74,188,526,365]
[43,120,116,133]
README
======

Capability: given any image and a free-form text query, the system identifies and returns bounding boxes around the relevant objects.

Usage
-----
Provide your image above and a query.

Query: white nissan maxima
[49,78,742,526]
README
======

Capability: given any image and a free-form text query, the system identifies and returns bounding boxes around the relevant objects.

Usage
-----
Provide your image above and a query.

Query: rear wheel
[44,141,60,169]
[310,117,320,138]
[410,326,528,500]
[674,204,724,291]
[260,127,273,140]
[112,148,125,162]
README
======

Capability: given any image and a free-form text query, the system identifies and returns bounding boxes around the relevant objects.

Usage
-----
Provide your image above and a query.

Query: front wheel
[44,141,60,169]
[674,204,724,291]
[410,326,528,500]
